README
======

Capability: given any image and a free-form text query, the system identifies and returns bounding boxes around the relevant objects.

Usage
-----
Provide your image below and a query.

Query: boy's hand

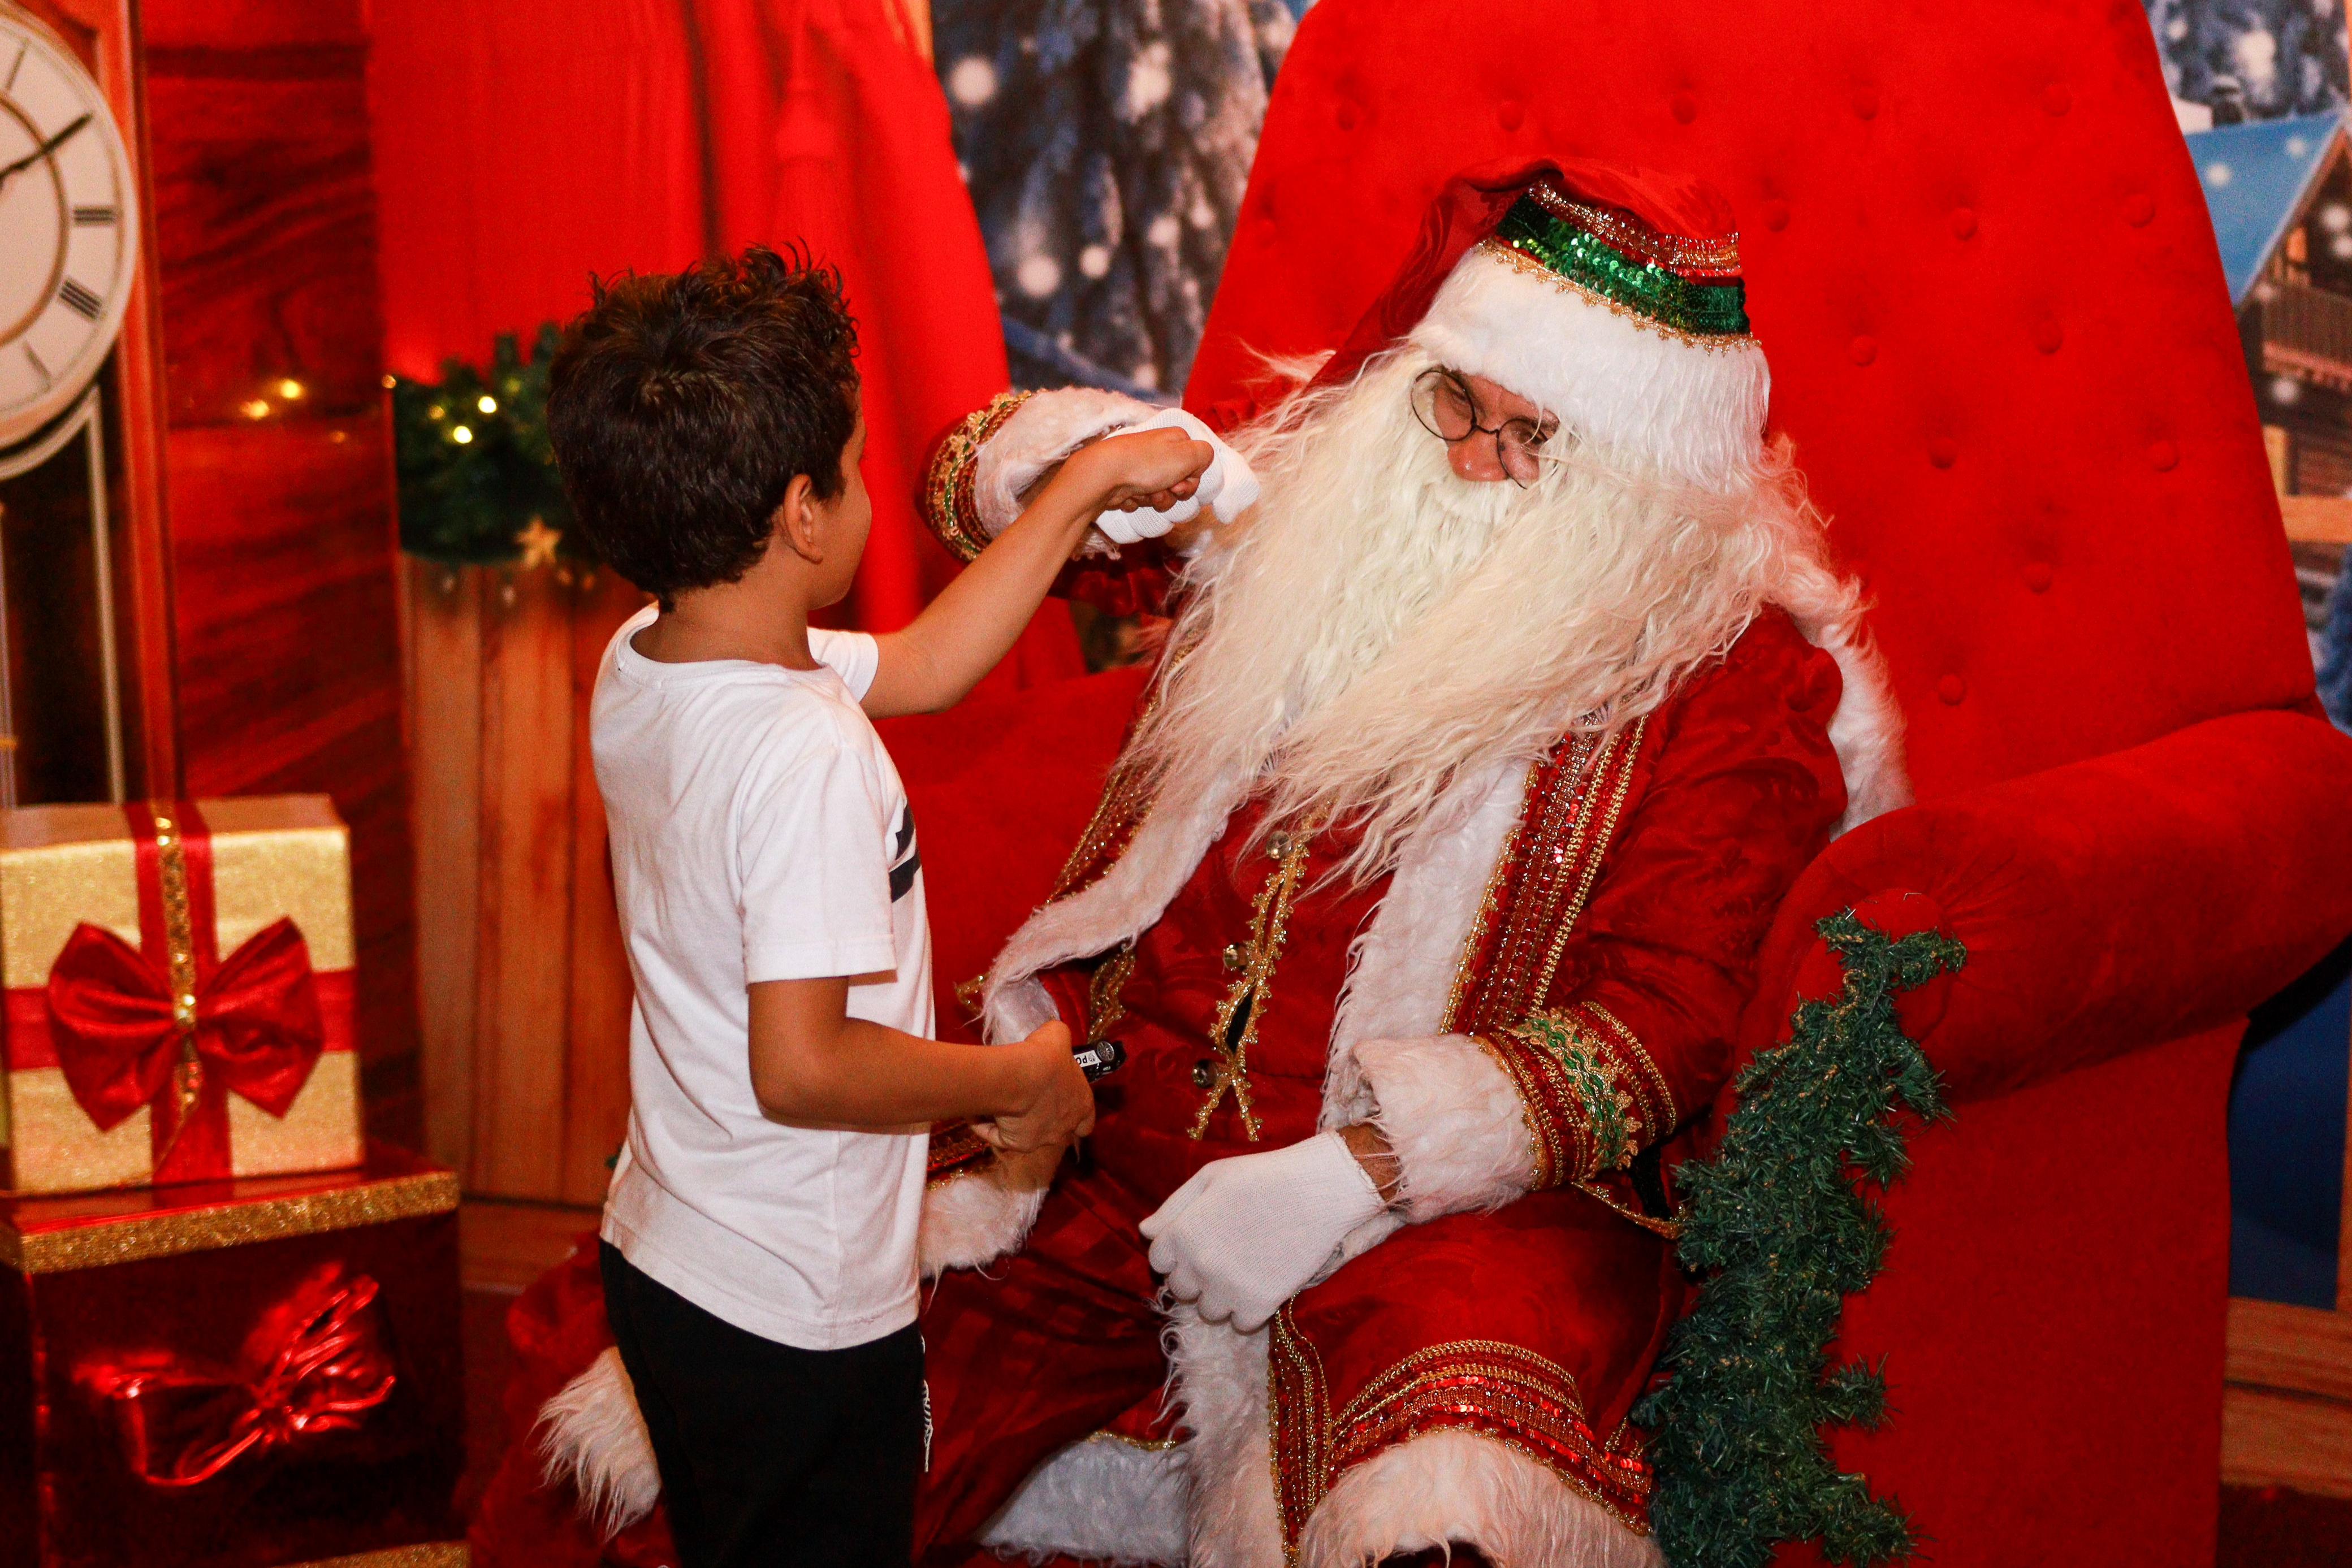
[1094,408,1261,546]
[1063,425,1223,524]
[976,1020,1096,1154]
[992,1138,1069,1193]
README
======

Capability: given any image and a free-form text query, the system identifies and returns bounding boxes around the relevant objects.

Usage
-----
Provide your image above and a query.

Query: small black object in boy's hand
[1071,1036,1126,1081]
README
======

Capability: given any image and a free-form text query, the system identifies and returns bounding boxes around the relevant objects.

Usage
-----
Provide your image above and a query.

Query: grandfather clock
[0,4,144,807]
[0,0,423,1141]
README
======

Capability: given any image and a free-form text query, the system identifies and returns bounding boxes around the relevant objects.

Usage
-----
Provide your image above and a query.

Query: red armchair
[874,1,2352,1563]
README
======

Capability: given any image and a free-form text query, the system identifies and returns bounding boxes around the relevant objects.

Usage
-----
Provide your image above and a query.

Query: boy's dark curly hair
[548,245,859,609]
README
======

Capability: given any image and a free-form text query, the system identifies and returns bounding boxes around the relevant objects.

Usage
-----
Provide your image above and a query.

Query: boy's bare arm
[859,428,1213,718]
[747,976,1093,1149]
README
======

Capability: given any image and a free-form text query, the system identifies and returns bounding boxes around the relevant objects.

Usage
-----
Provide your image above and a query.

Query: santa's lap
[914,1139,1681,1559]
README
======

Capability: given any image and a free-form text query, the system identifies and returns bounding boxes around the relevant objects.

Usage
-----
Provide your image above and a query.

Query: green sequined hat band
[1486,184,1752,343]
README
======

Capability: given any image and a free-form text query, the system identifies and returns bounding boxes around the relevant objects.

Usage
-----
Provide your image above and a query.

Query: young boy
[546,247,1212,1567]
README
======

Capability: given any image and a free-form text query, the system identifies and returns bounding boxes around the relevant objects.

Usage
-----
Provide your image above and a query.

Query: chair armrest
[1736,709,2352,1104]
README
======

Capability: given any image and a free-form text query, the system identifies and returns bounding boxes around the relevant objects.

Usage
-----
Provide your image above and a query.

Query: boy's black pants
[599,1242,925,1567]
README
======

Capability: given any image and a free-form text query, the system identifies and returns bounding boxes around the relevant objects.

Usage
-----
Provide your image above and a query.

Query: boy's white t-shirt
[594,604,932,1350]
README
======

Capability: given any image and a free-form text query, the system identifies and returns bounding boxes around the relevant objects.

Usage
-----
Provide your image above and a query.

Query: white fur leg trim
[919,1167,1050,1277]
[1411,247,1769,495]
[1299,1428,1663,1568]
[1352,1033,1534,1220]
[1170,1307,1286,1568]
[978,1436,1191,1565]
[976,387,1160,536]
[537,1346,660,1539]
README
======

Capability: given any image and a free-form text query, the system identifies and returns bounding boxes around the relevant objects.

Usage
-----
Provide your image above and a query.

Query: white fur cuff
[1351,1034,1536,1220]
[919,1163,1050,1277]
[975,387,1160,538]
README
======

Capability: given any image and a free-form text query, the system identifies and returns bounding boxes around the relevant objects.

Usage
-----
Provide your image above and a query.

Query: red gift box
[0,1142,465,1567]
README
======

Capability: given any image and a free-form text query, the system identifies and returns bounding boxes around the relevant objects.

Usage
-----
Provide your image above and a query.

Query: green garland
[392,324,586,566]
[1634,911,1967,1568]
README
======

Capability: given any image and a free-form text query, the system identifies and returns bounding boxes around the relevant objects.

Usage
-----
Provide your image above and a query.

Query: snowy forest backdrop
[930,1,2352,403]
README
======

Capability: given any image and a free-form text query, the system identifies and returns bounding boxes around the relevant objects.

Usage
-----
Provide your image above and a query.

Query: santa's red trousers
[915,1155,1174,1559]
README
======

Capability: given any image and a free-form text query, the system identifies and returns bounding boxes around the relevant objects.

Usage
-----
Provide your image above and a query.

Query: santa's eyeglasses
[1410,367,1562,487]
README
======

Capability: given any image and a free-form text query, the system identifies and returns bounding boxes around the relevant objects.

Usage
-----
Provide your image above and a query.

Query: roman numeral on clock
[72,206,116,227]
[57,278,102,320]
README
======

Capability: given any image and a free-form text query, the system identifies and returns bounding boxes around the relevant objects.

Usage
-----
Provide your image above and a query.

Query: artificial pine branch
[1634,910,1966,1568]
[392,324,581,566]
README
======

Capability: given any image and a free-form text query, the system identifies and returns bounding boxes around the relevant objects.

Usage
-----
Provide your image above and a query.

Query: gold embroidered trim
[1478,998,1675,1193]
[1,1167,457,1275]
[1478,239,1759,353]
[1087,1427,1181,1452]
[292,1545,469,1568]
[1477,1032,1560,1192]
[1486,1012,1632,1184]
[1052,759,1156,900]
[1086,943,1138,1046]
[1448,733,1606,1031]
[1527,718,1645,1006]
[1268,1306,1331,1562]
[1580,999,1676,1133]
[1524,181,1743,273]
[287,1542,465,1568]
[1445,720,1649,1038]
[923,391,1033,564]
[953,972,987,1023]
[1572,1177,1683,1240]
[1192,823,1319,1140]
[1268,1311,1654,1554]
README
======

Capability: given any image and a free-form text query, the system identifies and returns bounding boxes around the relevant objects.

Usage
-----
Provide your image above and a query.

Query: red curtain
[370,0,1083,689]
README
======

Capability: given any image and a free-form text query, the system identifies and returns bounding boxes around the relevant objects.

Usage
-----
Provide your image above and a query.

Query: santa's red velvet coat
[907,418,1862,1562]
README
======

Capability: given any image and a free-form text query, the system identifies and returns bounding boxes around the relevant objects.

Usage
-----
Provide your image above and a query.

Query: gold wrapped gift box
[0,798,363,1194]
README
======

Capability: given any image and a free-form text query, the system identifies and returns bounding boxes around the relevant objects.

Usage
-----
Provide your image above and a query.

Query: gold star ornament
[513,517,563,570]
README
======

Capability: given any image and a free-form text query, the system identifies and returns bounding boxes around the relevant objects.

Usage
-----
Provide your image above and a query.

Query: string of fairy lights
[389,324,583,570]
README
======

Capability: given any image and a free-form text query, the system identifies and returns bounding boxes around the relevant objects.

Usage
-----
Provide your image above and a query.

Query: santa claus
[544,157,1908,1567]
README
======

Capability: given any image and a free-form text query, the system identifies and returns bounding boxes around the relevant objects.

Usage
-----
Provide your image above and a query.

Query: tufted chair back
[1186,0,2314,797]
[1161,3,2352,1564]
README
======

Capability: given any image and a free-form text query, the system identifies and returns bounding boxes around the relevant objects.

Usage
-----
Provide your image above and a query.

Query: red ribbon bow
[46,915,325,1133]
[81,1270,397,1488]
[34,802,327,1184]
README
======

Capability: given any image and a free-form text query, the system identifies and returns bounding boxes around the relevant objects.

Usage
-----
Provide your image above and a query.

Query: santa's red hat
[1312,158,1770,493]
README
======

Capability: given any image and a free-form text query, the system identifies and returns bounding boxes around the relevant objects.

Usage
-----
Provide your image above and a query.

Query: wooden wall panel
[563,573,640,1199]
[472,566,577,1198]
[136,1,421,1141]
[408,564,481,1172]
[412,562,641,1204]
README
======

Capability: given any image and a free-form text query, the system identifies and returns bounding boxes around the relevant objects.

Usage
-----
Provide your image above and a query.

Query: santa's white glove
[1140,1130,1388,1332]
[1092,408,1261,547]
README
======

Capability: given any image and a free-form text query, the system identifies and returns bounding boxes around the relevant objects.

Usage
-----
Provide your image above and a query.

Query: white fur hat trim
[1409,245,1771,494]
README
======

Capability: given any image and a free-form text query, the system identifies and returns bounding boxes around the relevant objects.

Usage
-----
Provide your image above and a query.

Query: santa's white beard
[1125,347,1856,881]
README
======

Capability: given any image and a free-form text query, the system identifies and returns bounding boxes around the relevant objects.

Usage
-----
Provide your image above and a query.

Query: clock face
[0,12,138,451]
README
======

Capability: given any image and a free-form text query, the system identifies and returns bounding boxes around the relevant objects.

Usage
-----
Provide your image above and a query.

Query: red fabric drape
[370,0,708,379]
[370,0,1082,688]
